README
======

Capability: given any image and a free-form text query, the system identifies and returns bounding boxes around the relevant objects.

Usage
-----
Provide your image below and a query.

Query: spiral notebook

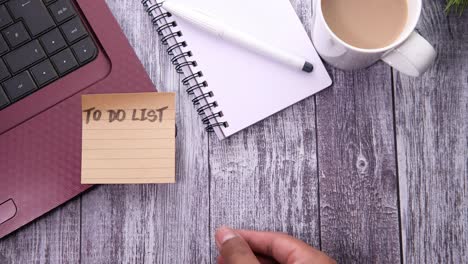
[142,0,332,140]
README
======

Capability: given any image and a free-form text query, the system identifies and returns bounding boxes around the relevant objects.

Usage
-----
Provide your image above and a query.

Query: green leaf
[445,0,468,15]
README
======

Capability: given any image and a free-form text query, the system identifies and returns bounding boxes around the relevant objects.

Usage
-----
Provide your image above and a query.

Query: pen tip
[302,62,314,73]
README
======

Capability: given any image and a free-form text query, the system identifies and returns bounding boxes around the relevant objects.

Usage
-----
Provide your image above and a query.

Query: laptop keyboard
[0,0,97,110]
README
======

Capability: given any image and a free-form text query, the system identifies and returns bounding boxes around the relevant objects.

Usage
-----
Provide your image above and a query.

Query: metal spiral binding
[202,112,224,124]
[186,81,208,95]
[167,41,186,55]
[171,51,192,65]
[161,31,182,45]
[197,102,217,115]
[182,71,202,85]
[157,21,177,35]
[175,61,197,73]
[142,0,228,132]
[192,92,214,105]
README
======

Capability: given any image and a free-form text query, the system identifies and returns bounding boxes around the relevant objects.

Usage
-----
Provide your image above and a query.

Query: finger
[218,253,276,264]
[236,230,336,264]
[256,254,279,264]
[215,227,260,264]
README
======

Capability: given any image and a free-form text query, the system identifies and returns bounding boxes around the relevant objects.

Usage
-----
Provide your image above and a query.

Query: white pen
[162,1,314,73]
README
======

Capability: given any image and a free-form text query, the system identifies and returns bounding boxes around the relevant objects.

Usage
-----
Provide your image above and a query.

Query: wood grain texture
[208,0,321,261]
[208,98,321,255]
[2,0,468,263]
[0,199,81,264]
[79,1,210,263]
[316,63,401,263]
[395,2,468,263]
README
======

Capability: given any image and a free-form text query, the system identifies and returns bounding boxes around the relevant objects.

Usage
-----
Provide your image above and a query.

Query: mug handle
[381,31,437,77]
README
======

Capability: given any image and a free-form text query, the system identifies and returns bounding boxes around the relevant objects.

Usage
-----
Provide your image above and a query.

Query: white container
[311,0,437,76]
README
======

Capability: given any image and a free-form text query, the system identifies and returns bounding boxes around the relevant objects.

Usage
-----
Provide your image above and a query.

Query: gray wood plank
[208,99,321,256]
[395,3,468,263]
[79,1,211,263]
[208,0,321,261]
[316,63,401,263]
[0,199,81,264]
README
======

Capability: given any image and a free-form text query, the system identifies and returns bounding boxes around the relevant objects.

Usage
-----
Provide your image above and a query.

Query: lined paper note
[81,92,176,184]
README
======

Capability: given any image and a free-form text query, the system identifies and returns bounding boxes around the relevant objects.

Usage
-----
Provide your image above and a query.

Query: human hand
[215,227,336,264]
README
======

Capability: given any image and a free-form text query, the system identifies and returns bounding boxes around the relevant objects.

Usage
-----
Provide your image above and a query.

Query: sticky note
[81,92,176,184]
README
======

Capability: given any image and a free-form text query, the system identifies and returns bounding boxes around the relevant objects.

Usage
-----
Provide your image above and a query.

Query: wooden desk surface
[0,0,466,263]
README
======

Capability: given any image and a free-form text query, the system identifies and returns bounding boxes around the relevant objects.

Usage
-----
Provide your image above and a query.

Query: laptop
[0,0,155,238]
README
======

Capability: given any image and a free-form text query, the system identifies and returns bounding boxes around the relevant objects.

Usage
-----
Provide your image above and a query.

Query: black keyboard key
[0,88,9,109]
[51,48,77,75]
[71,37,97,64]
[7,0,55,37]
[30,59,58,86]
[2,22,30,48]
[0,5,13,29]
[0,34,8,55]
[0,0,98,110]
[4,40,46,73]
[3,71,37,101]
[61,17,87,43]
[40,28,66,54]
[0,59,10,81]
[49,0,76,23]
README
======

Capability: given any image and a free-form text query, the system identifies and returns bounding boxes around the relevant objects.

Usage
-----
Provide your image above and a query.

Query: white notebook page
[168,0,332,139]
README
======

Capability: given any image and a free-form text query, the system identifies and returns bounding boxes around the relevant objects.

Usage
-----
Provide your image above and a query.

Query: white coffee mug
[311,0,436,76]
